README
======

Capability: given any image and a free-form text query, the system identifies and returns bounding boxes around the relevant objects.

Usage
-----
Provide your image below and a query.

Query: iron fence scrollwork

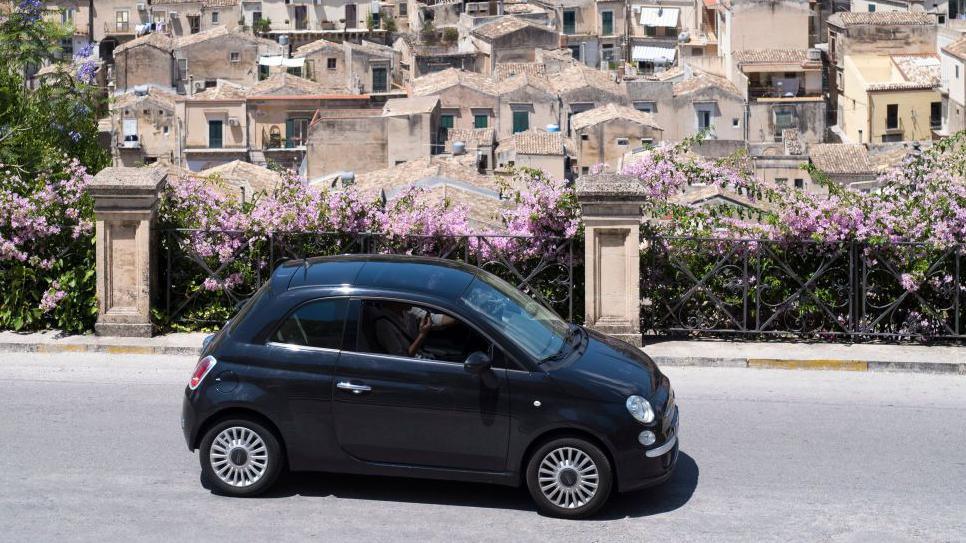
[641,236,963,342]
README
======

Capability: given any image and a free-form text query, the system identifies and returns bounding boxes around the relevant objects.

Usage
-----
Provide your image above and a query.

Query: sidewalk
[0,331,963,374]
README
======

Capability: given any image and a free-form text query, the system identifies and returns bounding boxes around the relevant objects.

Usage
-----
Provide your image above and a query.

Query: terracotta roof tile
[809,144,874,174]
[412,68,501,96]
[471,16,550,40]
[672,69,741,97]
[570,103,662,131]
[943,38,966,61]
[493,62,547,81]
[830,12,935,27]
[502,130,569,155]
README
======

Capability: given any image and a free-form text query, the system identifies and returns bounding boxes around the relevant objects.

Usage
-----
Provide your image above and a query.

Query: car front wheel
[526,437,613,518]
[199,419,283,497]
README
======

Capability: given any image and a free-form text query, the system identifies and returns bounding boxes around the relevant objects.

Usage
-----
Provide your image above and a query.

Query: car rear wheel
[199,419,282,497]
[525,437,613,518]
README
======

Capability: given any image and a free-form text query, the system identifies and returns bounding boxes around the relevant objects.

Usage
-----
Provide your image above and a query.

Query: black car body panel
[183,255,678,492]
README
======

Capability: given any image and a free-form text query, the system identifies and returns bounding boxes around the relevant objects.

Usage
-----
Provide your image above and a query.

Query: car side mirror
[464,351,492,374]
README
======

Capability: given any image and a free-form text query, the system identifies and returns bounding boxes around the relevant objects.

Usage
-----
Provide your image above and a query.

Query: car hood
[544,328,662,402]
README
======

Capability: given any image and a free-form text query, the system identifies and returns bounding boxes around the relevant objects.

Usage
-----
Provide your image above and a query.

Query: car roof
[272,254,480,299]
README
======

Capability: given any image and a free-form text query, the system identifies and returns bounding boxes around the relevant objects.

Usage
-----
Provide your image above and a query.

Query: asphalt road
[1,353,965,543]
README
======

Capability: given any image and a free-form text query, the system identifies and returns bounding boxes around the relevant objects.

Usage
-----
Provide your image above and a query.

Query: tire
[525,437,613,519]
[199,418,283,497]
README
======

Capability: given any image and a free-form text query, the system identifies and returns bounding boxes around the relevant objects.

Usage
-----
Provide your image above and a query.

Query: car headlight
[626,395,655,424]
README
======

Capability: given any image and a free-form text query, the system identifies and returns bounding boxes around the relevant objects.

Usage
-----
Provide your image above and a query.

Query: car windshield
[460,273,569,361]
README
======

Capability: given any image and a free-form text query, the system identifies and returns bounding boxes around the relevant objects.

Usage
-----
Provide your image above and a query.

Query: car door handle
[337,381,372,395]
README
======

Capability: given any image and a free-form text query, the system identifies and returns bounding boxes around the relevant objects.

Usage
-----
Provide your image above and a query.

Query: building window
[581,166,589,175]
[285,117,311,147]
[692,47,703,56]
[253,11,262,25]
[868,4,876,12]
[645,25,657,37]
[634,101,656,113]
[697,109,712,130]
[211,11,220,24]
[474,114,488,129]
[580,133,589,141]
[440,114,455,131]
[208,120,223,149]
[512,110,529,133]
[794,178,804,189]
[327,57,337,70]
[601,11,614,36]
[602,44,614,62]
[115,10,130,32]
[177,58,188,81]
[372,66,388,93]
[774,108,796,129]
[229,51,240,63]
[886,104,899,130]
[258,64,269,80]
[399,2,407,16]
[732,118,740,128]
[563,10,576,35]
[616,137,629,146]
[957,65,961,79]
[775,178,787,185]
[882,134,902,142]
[60,38,73,57]
[931,102,942,129]
[641,138,653,146]
[188,15,200,34]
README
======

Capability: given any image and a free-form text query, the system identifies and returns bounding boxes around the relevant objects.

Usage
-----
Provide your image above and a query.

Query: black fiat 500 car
[183,255,678,518]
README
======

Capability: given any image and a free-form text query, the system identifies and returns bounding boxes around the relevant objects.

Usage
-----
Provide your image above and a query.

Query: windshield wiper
[540,324,583,364]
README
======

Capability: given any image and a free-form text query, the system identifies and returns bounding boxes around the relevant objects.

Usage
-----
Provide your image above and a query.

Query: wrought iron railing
[157,229,579,331]
[641,236,964,341]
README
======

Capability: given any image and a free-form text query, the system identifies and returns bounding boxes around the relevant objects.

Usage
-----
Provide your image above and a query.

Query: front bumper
[615,405,680,492]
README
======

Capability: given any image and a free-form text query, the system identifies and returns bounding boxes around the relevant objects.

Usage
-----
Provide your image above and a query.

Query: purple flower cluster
[621,138,966,247]
[40,282,66,313]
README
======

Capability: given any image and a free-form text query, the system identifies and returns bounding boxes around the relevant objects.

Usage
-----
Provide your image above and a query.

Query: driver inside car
[370,302,455,358]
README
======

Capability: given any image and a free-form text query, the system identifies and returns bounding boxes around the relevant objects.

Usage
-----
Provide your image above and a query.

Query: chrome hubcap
[537,446,599,509]
[210,426,268,487]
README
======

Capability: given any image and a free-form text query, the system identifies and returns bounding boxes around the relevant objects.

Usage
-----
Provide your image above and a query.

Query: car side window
[273,298,347,349]
[356,300,490,363]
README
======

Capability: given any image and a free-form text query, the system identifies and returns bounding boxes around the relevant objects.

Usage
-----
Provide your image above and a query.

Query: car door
[263,297,348,464]
[332,298,511,472]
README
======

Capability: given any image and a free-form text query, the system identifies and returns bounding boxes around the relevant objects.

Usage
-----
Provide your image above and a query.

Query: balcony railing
[748,85,821,100]
[261,129,306,151]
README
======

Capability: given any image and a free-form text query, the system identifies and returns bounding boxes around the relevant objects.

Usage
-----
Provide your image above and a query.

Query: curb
[0,342,200,357]
[0,342,963,375]
[651,356,966,375]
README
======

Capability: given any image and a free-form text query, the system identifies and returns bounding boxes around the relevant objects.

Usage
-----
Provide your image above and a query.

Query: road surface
[0,353,964,542]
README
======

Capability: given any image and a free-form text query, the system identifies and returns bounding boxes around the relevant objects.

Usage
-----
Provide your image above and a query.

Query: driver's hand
[419,314,433,334]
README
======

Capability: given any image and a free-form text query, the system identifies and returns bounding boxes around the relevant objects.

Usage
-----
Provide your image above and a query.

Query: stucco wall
[115,45,173,91]
[575,120,663,172]
[306,115,389,178]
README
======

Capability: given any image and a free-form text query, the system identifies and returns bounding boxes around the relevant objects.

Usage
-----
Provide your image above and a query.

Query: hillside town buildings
[16,0,965,208]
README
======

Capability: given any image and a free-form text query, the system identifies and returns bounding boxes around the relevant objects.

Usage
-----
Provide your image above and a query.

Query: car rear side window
[273,298,348,349]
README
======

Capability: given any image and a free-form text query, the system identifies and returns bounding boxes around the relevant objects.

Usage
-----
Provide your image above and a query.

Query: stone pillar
[576,174,647,347]
[89,166,167,337]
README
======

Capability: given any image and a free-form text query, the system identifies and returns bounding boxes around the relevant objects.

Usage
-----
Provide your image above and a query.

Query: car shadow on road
[250,451,698,519]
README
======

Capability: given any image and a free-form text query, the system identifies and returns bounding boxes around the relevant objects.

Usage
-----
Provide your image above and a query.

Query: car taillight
[188,355,217,390]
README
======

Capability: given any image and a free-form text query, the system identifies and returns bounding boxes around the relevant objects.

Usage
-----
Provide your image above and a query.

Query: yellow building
[840,54,942,143]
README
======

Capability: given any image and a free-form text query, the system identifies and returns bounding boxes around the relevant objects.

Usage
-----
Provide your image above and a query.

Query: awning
[640,7,679,27]
[258,56,305,68]
[632,46,676,63]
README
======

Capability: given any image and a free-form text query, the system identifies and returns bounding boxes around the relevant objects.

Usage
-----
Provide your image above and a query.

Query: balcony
[119,135,140,149]
[104,21,134,36]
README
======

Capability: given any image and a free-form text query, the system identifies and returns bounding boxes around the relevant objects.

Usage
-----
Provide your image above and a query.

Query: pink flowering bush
[629,134,966,340]
[157,169,577,330]
[0,159,96,332]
